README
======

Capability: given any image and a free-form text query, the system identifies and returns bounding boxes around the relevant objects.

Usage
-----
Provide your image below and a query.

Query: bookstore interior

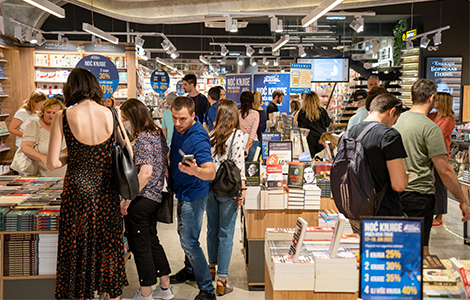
[1,0,470,299]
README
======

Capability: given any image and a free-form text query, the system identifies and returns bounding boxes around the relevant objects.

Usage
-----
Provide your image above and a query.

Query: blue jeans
[177,194,215,294]
[206,192,239,277]
[246,140,260,162]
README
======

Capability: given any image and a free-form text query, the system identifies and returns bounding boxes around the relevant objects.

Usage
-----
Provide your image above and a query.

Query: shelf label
[76,55,119,99]
[35,42,78,51]
[150,69,170,94]
[360,217,423,300]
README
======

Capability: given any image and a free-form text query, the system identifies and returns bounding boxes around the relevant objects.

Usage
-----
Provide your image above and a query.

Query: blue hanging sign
[176,80,185,96]
[290,63,312,94]
[150,69,170,94]
[226,74,253,106]
[76,54,119,99]
[253,73,290,114]
[360,217,423,300]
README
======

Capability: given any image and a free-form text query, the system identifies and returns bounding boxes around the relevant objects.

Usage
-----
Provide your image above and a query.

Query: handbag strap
[109,107,125,146]
[226,129,237,160]
[34,120,40,149]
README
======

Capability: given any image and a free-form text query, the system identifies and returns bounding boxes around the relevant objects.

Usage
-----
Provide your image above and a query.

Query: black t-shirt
[266,101,279,117]
[347,121,407,216]
[256,109,267,142]
[190,93,209,123]
[297,108,331,154]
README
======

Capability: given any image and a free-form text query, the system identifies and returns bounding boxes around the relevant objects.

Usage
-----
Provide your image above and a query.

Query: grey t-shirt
[393,111,447,194]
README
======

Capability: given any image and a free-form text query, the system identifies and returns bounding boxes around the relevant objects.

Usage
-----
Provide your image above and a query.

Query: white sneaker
[122,289,153,300]
[152,284,175,299]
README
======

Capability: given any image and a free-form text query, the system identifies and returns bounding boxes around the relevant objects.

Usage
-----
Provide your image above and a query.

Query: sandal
[209,265,216,280]
[216,279,234,296]
[433,219,443,226]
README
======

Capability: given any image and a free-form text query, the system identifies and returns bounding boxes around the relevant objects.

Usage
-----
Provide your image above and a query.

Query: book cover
[267,164,283,189]
[287,161,305,188]
[424,254,446,269]
[303,162,316,185]
[269,141,292,174]
[261,133,281,162]
[245,161,260,186]
[451,257,470,298]
[423,269,457,286]
[288,217,308,263]
[328,213,346,258]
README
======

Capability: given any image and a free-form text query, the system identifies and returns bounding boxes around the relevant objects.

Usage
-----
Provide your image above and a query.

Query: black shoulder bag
[109,107,139,200]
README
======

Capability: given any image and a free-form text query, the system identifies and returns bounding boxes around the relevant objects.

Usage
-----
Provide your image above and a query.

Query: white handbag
[11,124,40,175]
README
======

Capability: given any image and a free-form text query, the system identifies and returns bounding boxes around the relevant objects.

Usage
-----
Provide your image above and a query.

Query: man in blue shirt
[203,86,225,132]
[168,96,217,300]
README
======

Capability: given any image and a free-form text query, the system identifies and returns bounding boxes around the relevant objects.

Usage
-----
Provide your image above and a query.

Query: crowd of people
[3,70,466,300]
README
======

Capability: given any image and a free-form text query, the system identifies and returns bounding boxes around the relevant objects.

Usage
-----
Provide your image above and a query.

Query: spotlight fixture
[92,35,102,48]
[350,16,364,33]
[250,57,257,66]
[58,33,68,46]
[420,36,430,48]
[298,46,307,57]
[135,35,145,48]
[29,31,38,44]
[270,16,283,33]
[274,57,280,66]
[221,56,227,65]
[35,32,46,46]
[225,15,238,32]
[237,56,244,65]
[170,51,180,59]
[405,40,413,50]
[199,55,210,65]
[259,47,265,54]
[272,35,289,52]
[83,23,118,44]
[272,50,280,57]
[14,25,24,42]
[434,31,442,45]
[22,0,65,18]
[302,0,344,27]
[221,45,229,56]
[160,38,179,58]
[25,29,33,43]
[246,45,255,57]
[262,57,269,66]
[161,39,171,51]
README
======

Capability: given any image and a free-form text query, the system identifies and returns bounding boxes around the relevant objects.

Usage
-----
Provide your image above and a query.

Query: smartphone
[181,154,194,166]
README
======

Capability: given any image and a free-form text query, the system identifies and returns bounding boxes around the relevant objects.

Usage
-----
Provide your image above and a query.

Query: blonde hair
[253,91,263,110]
[435,92,455,119]
[301,92,322,121]
[102,96,116,108]
[38,98,65,119]
[318,132,338,148]
[21,91,47,114]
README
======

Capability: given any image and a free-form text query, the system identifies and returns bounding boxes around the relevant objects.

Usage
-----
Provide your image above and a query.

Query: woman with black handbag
[207,99,246,296]
[47,68,131,300]
[119,98,174,300]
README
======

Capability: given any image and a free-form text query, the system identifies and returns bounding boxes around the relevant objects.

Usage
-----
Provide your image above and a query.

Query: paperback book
[287,161,305,188]
[245,161,260,186]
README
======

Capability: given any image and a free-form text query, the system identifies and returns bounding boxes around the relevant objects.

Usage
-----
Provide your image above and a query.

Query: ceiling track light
[420,36,430,48]
[199,55,210,65]
[221,56,227,65]
[22,0,65,18]
[237,56,244,65]
[83,23,118,44]
[58,33,68,46]
[350,16,364,33]
[274,57,280,66]
[221,45,229,56]
[302,0,344,27]
[272,35,289,52]
[250,57,257,66]
[405,40,413,50]
[434,31,442,45]
[35,32,46,46]
[224,15,238,32]
[92,35,102,47]
[135,35,145,48]
[270,16,283,33]
[246,45,255,57]
[170,51,180,59]
[161,39,171,51]
[262,57,269,66]
[14,25,24,42]
[298,45,306,57]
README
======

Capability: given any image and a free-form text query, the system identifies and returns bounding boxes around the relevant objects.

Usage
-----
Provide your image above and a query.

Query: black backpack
[211,130,242,199]
[331,122,386,219]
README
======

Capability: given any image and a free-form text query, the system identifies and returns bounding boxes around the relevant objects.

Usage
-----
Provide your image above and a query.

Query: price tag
[150,69,170,94]
[76,54,119,99]
[360,217,423,300]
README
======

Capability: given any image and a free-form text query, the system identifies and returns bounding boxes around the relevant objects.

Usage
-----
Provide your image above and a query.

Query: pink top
[428,112,455,155]
[240,109,260,141]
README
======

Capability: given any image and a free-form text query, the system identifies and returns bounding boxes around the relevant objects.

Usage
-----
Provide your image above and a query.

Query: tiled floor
[121,198,470,299]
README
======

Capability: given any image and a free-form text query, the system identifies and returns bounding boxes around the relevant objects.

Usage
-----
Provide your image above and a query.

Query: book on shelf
[424,254,446,269]
[0,65,4,78]
[287,161,305,188]
[266,164,283,189]
[328,213,346,258]
[312,251,358,292]
[288,217,308,263]
[245,161,260,186]
[450,257,470,299]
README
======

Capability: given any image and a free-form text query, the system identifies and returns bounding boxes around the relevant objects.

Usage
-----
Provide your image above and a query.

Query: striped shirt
[240,109,260,141]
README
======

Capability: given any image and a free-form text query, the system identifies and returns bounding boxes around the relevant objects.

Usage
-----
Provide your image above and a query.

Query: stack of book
[5,210,38,231]
[268,189,285,209]
[463,170,470,183]
[38,234,58,275]
[0,207,10,231]
[3,234,38,276]
[244,186,261,210]
[316,179,331,197]
[312,251,358,292]
[35,209,60,231]
[303,185,321,210]
[319,209,338,226]
[287,188,304,209]
[266,226,335,241]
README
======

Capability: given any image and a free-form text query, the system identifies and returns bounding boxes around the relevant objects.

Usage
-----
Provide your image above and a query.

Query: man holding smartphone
[168,96,217,300]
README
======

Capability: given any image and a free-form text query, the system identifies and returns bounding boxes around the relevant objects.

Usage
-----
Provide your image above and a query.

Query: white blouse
[211,129,246,181]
